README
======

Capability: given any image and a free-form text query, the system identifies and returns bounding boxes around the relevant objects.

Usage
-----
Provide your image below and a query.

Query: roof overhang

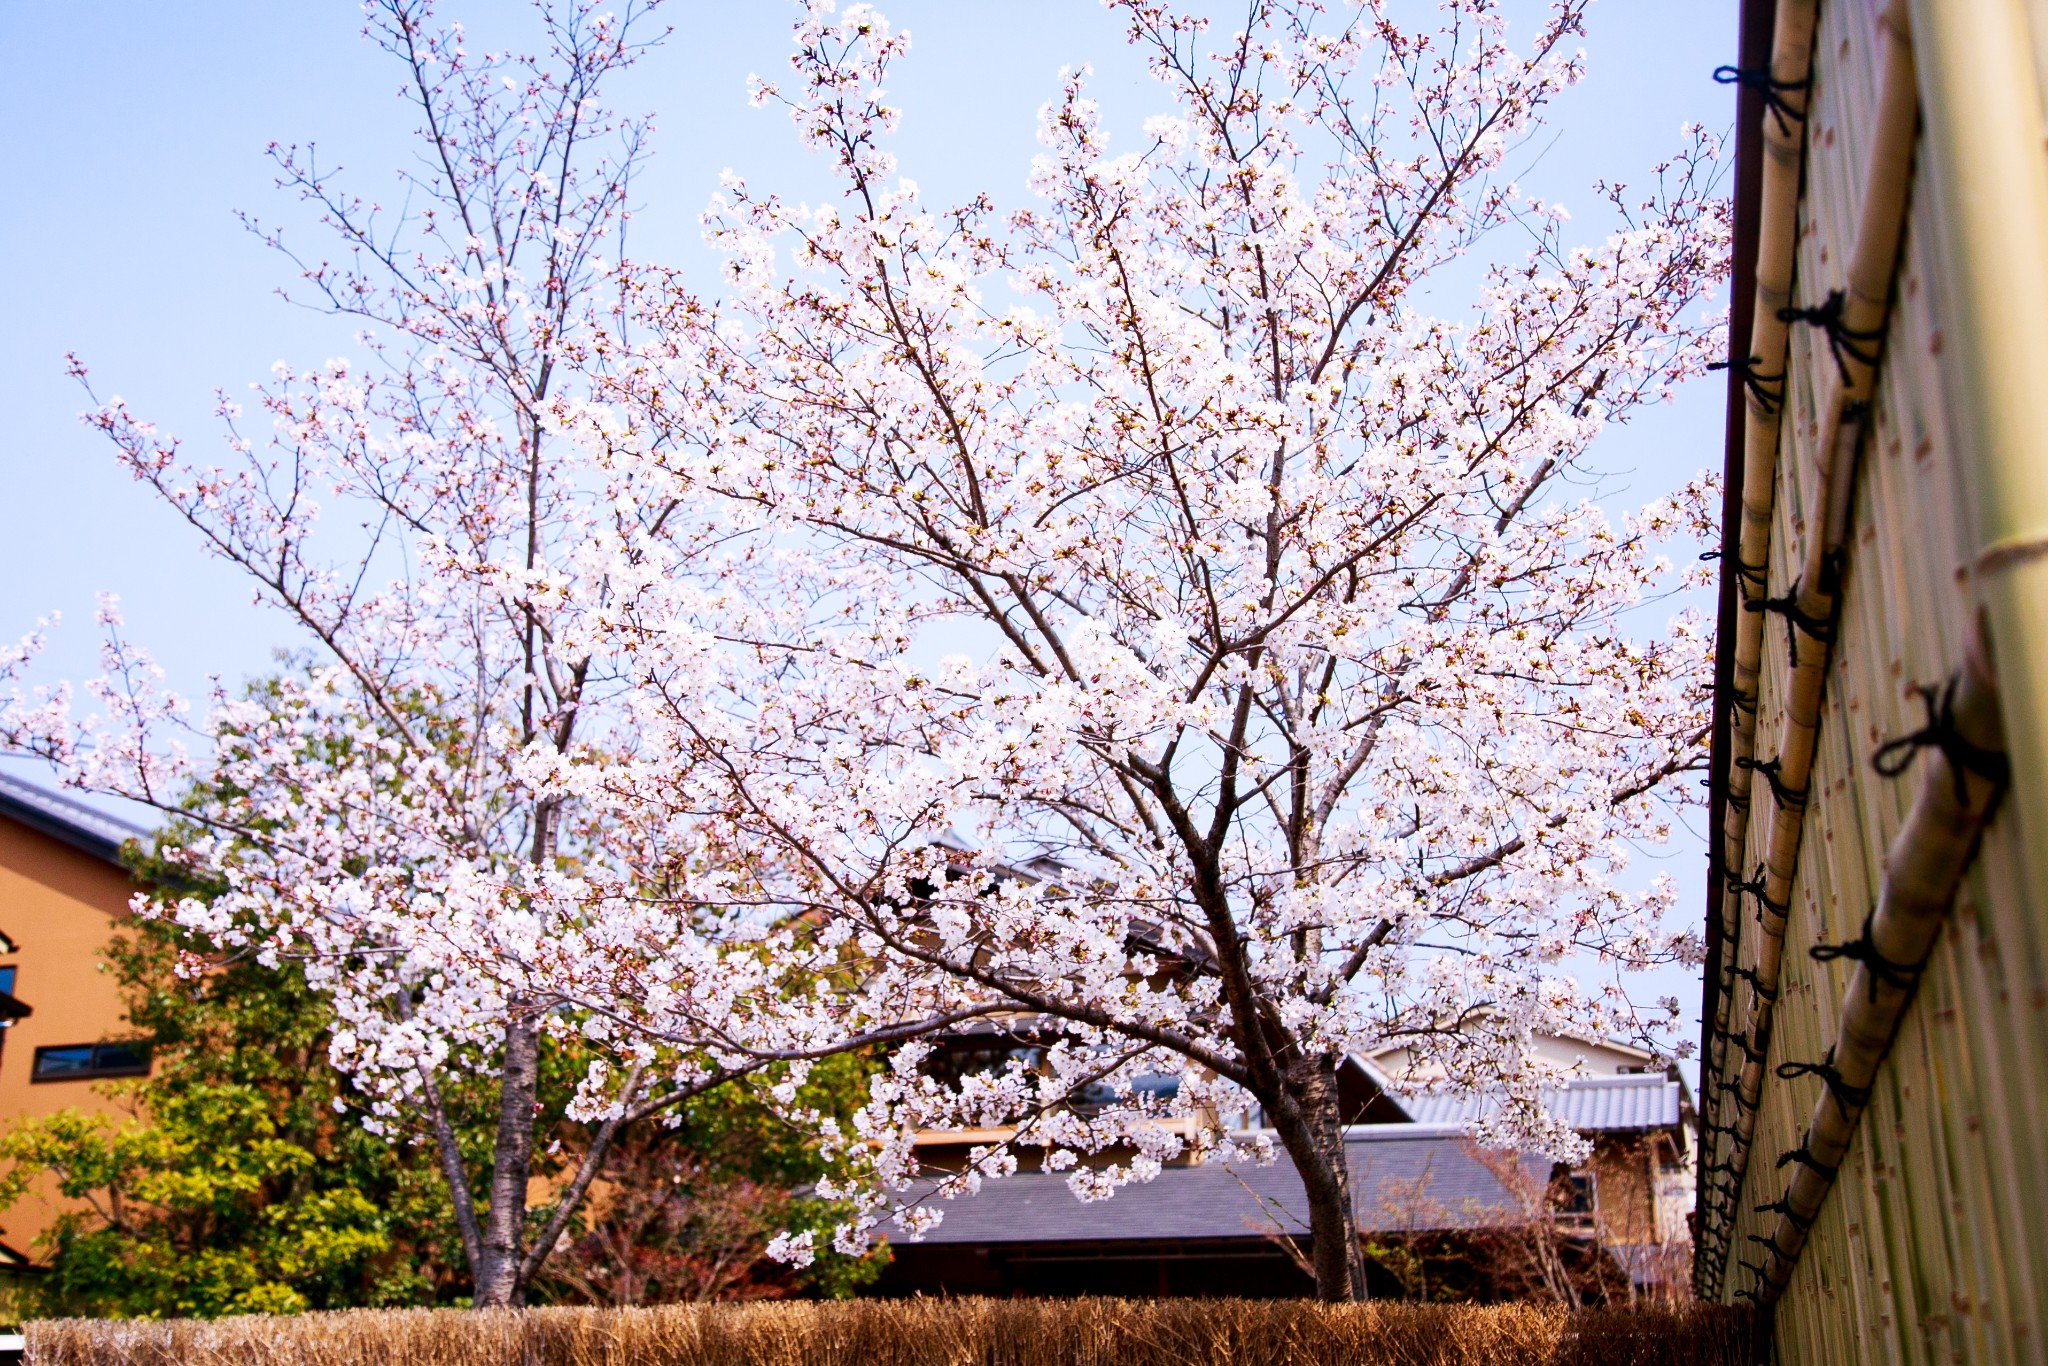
[0,773,150,869]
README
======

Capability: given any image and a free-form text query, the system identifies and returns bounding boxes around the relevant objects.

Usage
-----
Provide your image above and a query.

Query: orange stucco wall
[0,815,142,1256]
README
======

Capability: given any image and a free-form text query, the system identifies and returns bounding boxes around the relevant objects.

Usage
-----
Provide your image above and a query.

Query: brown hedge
[25,1298,1753,1366]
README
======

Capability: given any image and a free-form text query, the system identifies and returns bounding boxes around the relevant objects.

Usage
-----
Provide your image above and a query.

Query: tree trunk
[474,1008,543,1306]
[1266,1054,1368,1301]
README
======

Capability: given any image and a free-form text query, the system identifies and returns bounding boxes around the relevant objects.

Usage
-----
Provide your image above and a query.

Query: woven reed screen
[1698,0,2048,1359]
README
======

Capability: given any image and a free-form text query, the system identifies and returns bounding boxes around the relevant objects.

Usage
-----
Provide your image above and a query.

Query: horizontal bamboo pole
[1698,0,1819,1296]
[1707,0,1920,1297]
[1752,625,2005,1304]
[1719,0,1919,1233]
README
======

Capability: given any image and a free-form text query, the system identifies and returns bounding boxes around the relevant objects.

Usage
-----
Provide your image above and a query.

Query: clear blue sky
[3,0,1733,693]
[2,1,1734,1060]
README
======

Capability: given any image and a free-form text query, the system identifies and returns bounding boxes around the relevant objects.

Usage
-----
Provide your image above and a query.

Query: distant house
[0,773,155,1262]
[1363,1034,1699,1257]
[874,1035,1695,1299]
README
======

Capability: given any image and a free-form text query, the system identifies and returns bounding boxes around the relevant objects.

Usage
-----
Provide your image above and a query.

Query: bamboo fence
[1696,0,2048,1361]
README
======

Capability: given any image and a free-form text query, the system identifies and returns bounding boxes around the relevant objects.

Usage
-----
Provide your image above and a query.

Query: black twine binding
[1777,290,1886,383]
[1738,754,1810,814]
[1708,354,1787,414]
[1757,1196,1818,1233]
[1744,581,1838,655]
[1777,1144,1841,1181]
[1729,865,1786,920]
[1748,1232,1797,1261]
[1811,909,1923,1000]
[1777,1046,1873,1113]
[1714,64,1812,134]
[1732,963,1780,1004]
[1872,676,2012,805]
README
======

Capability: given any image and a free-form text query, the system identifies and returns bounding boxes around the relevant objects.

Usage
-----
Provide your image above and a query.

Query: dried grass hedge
[25,1298,1752,1366]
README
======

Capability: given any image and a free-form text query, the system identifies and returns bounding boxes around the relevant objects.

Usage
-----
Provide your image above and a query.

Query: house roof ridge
[1396,1071,1675,1093]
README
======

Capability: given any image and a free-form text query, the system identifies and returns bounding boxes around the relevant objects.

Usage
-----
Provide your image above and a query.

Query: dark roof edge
[0,775,149,870]
[1699,0,1777,1268]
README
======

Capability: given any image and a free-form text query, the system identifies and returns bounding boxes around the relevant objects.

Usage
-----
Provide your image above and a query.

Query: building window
[1550,1168,1597,1231]
[0,967,15,995]
[31,1042,150,1081]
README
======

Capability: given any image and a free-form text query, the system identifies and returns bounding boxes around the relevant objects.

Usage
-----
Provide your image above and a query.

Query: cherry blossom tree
[7,0,1728,1310]
[538,0,1727,1301]
[3,0,708,1307]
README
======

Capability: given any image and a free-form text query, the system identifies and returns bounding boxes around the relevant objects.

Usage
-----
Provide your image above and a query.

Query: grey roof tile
[900,1127,1546,1245]
[1393,1074,1680,1132]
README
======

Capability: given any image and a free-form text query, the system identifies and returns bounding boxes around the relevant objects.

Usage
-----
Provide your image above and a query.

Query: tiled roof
[0,772,152,866]
[1392,1074,1682,1133]
[899,1126,1546,1245]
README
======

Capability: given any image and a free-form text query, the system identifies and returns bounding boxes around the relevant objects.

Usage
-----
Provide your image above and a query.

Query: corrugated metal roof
[898,1127,1546,1245]
[1393,1074,1681,1133]
[0,772,152,866]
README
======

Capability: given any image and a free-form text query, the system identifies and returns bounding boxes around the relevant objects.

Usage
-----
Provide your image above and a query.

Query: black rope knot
[1744,582,1838,654]
[1811,909,1923,999]
[1728,864,1785,919]
[1777,1046,1873,1113]
[1756,1195,1818,1233]
[1715,63,1812,134]
[1732,963,1780,1004]
[1738,753,1810,814]
[1747,1232,1797,1261]
[1708,353,1787,414]
[1777,1143,1841,1182]
[1872,676,2011,805]
[1777,289,1886,382]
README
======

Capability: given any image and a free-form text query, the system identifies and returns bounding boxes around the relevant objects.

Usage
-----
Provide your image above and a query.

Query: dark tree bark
[474,1010,544,1307]
[1262,1055,1367,1301]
